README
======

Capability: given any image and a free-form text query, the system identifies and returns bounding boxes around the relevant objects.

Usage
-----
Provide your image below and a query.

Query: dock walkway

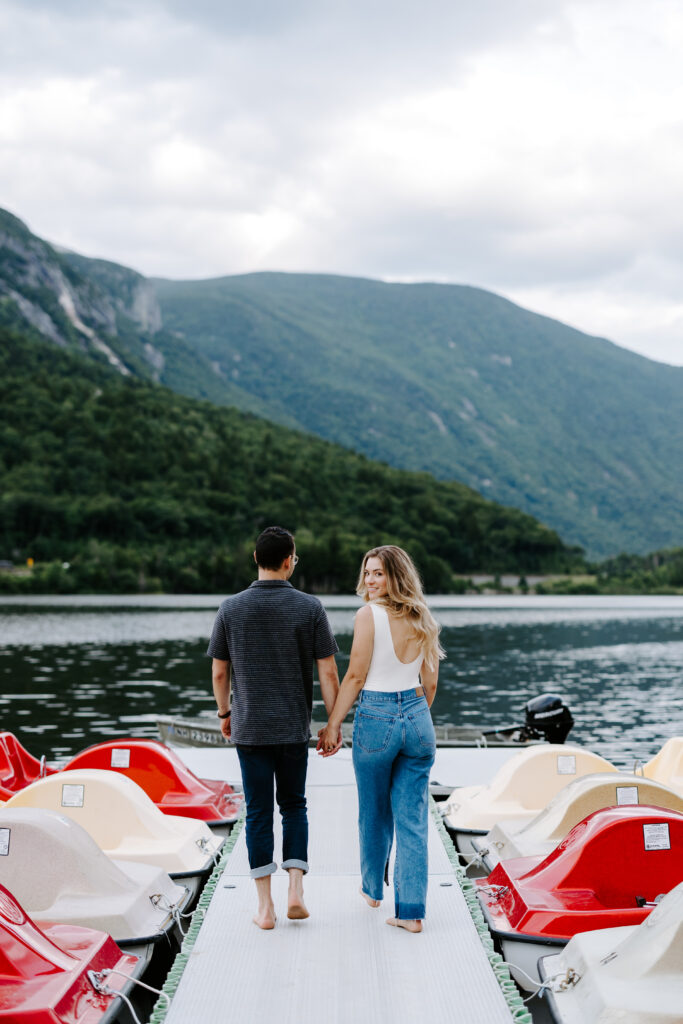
[156,749,523,1024]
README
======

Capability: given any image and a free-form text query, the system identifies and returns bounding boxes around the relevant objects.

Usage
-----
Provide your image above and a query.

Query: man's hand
[220,714,231,740]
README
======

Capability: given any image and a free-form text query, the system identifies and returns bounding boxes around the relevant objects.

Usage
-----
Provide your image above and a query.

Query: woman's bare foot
[360,887,381,908]
[287,899,310,920]
[253,903,277,929]
[386,917,422,933]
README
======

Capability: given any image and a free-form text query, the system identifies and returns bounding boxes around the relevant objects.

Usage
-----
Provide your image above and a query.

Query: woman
[318,545,444,933]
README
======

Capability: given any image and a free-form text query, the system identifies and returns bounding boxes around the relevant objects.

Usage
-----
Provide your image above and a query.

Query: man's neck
[257,568,290,582]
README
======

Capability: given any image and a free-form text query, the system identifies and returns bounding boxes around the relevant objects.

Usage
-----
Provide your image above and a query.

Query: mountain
[0,328,579,594]
[150,274,683,558]
[2,207,682,557]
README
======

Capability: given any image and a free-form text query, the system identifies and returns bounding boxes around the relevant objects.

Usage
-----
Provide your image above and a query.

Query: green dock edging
[430,799,533,1023]
[148,811,246,1024]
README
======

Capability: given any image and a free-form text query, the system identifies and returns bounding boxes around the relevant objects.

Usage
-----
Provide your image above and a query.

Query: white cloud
[0,0,682,364]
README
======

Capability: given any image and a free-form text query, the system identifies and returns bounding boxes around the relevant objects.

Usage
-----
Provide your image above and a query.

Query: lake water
[1,594,682,767]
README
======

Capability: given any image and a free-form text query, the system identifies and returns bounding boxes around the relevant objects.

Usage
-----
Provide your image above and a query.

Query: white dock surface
[164,751,515,1024]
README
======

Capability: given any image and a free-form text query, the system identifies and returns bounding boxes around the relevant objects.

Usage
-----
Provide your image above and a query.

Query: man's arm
[212,658,232,739]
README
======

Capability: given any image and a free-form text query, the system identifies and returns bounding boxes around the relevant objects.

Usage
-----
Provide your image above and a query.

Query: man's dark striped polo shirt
[207,580,339,745]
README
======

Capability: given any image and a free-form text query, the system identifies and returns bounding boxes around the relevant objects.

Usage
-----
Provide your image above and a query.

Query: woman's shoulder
[355,603,374,622]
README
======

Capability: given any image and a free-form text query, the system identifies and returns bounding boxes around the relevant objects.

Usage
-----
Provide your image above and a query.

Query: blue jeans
[352,689,436,920]
[236,742,309,878]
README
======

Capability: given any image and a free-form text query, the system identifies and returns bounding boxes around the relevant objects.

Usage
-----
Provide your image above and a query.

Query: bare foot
[386,917,422,933]
[287,899,310,920]
[360,887,381,908]
[253,904,277,929]
[287,867,310,920]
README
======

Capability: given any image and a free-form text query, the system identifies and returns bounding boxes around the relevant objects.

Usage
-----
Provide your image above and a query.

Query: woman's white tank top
[363,603,423,692]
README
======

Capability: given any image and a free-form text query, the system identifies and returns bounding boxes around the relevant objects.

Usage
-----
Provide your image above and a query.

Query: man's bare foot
[253,904,277,929]
[287,898,310,920]
[386,917,422,933]
[360,887,381,908]
[287,867,309,920]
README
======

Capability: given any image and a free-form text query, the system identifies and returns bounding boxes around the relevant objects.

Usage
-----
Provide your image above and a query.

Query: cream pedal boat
[5,769,223,908]
[538,879,683,1024]
[440,744,617,858]
[643,736,683,794]
[0,806,191,971]
[469,772,683,876]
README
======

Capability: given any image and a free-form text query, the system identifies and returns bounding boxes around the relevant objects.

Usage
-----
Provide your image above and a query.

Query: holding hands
[317,724,343,757]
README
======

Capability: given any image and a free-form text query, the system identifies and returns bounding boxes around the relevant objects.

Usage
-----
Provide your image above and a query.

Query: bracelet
[216,710,231,719]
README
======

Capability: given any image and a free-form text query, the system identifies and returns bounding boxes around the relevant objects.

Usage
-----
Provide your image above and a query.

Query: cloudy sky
[1,0,683,366]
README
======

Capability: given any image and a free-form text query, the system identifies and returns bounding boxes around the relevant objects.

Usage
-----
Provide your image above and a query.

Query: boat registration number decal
[61,783,85,808]
[0,828,9,856]
[556,755,576,775]
[643,823,670,850]
[616,786,639,805]
[111,748,131,768]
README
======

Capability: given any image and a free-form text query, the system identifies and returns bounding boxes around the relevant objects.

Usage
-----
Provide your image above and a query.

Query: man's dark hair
[255,526,295,570]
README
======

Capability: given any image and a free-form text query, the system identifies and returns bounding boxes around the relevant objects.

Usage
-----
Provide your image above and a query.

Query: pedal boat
[643,736,683,794]
[538,879,683,1024]
[0,882,145,1024]
[0,807,191,971]
[475,804,683,991]
[470,772,683,876]
[63,739,242,835]
[5,769,224,909]
[0,732,57,792]
[441,744,617,857]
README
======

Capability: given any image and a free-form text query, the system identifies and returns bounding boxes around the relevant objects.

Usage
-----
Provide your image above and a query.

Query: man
[208,526,341,929]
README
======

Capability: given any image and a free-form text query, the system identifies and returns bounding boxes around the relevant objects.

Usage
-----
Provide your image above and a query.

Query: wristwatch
[216,709,231,719]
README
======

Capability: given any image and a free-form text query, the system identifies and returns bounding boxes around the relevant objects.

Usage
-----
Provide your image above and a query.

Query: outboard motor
[520,693,574,744]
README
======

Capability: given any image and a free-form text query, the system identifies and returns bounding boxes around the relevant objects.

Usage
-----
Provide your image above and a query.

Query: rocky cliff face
[0,208,162,377]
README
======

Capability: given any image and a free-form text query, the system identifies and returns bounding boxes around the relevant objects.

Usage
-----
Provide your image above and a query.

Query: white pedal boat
[538,879,683,1024]
[470,772,683,876]
[0,806,191,970]
[643,736,683,794]
[440,744,617,857]
[5,769,223,907]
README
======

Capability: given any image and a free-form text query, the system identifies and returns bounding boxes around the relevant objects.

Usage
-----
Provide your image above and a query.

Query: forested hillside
[0,328,581,594]
[153,272,683,558]
[3,206,682,560]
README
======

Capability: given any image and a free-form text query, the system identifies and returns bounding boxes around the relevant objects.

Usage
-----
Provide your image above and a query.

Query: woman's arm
[420,660,438,708]
[318,605,374,754]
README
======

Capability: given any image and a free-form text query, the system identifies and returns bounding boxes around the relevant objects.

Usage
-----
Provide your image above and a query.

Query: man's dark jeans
[236,741,309,877]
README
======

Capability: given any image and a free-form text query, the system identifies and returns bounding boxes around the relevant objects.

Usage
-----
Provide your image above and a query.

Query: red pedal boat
[475,804,683,991]
[0,883,143,1024]
[63,739,242,830]
[0,732,58,793]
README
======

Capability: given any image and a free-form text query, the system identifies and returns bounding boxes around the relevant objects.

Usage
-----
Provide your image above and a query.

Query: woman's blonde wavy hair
[356,545,445,670]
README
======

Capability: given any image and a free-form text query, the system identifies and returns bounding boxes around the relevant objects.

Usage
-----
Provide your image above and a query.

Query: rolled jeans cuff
[250,861,277,879]
[282,858,309,874]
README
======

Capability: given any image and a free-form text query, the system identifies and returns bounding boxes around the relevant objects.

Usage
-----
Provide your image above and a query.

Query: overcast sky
[1,0,683,366]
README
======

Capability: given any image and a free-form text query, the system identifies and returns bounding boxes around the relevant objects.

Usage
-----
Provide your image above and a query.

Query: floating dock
[150,748,530,1024]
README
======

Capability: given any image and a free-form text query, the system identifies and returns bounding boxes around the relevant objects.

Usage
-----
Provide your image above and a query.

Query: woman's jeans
[352,688,436,919]
[236,742,309,878]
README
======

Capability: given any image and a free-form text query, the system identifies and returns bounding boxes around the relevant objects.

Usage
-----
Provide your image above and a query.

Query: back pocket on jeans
[407,706,436,751]
[354,710,394,753]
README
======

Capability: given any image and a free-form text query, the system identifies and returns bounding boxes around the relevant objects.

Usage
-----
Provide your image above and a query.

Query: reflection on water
[0,596,682,766]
